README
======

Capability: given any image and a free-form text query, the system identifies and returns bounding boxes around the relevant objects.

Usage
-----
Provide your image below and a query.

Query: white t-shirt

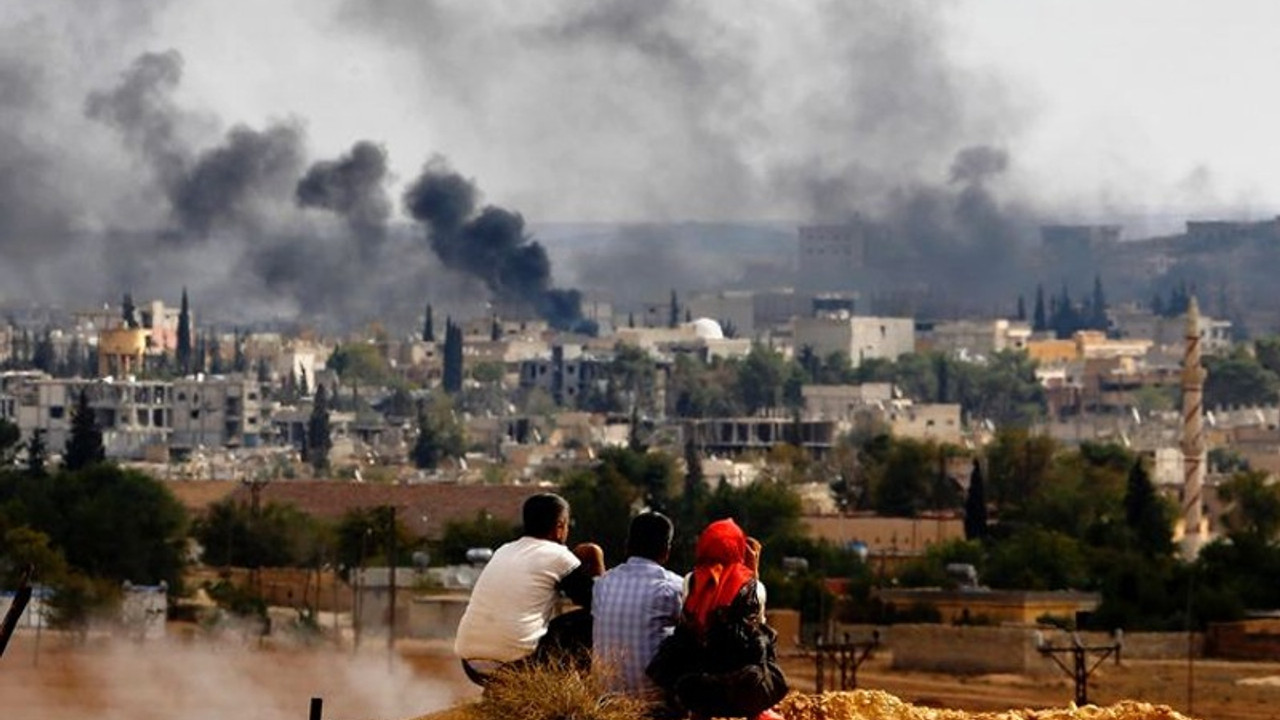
[454,536,581,662]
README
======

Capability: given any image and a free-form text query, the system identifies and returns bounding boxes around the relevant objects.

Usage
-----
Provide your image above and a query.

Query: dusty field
[3,631,1278,720]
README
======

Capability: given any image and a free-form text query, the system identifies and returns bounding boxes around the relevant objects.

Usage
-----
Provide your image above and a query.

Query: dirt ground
[2,631,1277,720]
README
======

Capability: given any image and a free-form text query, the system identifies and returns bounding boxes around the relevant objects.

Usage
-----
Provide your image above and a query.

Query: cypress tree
[1032,284,1047,332]
[64,388,105,471]
[423,303,435,343]
[668,290,679,329]
[195,331,207,374]
[491,314,501,342]
[32,328,55,373]
[963,458,987,541]
[26,428,47,478]
[306,384,332,473]
[176,288,192,375]
[1125,459,1171,557]
[208,333,224,374]
[1016,294,1026,322]
[1091,274,1109,330]
[122,293,137,328]
[442,319,463,394]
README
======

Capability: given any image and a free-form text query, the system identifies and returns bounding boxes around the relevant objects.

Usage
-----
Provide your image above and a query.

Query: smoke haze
[0,0,1259,324]
[0,635,466,720]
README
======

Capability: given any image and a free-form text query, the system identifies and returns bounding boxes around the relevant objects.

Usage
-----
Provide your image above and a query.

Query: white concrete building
[927,319,1031,357]
[792,315,915,367]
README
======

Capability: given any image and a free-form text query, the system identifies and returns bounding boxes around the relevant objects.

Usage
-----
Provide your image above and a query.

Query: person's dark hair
[626,512,674,561]
[523,493,569,538]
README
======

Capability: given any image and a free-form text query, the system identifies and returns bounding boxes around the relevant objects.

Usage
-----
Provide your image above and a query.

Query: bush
[471,660,652,720]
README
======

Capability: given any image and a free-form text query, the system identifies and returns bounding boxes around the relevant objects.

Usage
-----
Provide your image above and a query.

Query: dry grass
[466,660,654,720]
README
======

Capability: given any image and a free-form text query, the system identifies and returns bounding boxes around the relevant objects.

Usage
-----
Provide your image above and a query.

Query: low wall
[1076,630,1203,659]
[1207,620,1280,660]
[408,595,469,640]
[890,624,1052,675]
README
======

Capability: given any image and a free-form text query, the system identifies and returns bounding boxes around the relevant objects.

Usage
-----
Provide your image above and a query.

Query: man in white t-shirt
[455,493,602,684]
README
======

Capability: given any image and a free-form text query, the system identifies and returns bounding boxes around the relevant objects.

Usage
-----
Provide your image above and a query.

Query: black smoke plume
[296,140,391,251]
[403,160,586,331]
[84,49,189,190]
[173,123,305,238]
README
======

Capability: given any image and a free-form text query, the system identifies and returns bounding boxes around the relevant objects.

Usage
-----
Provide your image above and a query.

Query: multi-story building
[171,376,266,450]
[797,221,884,291]
[518,344,606,406]
[792,315,914,367]
[6,375,266,459]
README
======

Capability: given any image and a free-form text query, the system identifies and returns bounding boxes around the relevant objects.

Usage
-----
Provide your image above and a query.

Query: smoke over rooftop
[297,140,392,253]
[403,160,585,330]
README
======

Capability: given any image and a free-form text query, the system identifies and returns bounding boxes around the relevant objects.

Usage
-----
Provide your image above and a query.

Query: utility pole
[1036,631,1122,706]
[386,505,397,669]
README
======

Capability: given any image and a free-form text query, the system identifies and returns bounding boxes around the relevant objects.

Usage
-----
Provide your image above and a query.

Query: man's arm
[557,563,596,609]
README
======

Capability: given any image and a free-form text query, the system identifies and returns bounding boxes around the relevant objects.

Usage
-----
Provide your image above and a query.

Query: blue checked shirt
[592,556,684,697]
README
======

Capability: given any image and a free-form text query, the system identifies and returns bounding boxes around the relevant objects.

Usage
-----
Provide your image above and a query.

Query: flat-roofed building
[793,315,914,367]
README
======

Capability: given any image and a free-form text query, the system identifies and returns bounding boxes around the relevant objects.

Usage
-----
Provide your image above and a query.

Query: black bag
[674,627,789,718]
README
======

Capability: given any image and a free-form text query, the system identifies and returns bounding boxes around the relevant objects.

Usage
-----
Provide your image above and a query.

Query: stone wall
[889,624,1052,675]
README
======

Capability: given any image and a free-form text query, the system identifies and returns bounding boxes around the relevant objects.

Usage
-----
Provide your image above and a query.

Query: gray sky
[1,0,1276,314]
[99,0,1276,226]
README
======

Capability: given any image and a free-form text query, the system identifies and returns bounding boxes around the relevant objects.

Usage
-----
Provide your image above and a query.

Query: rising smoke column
[84,49,190,191]
[296,140,391,254]
[403,160,585,330]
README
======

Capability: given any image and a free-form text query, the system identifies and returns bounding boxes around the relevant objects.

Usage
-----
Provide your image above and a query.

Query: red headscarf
[684,519,755,634]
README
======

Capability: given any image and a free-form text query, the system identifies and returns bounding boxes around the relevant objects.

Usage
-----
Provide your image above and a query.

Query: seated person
[454,493,603,685]
[647,519,788,719]
[592,512,684,700]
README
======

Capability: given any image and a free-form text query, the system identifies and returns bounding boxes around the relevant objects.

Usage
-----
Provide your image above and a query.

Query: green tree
[305,384,332,473]
[423,302,435,343]
[964,458,988,541]
[668,289,679,329]
[737,344,794,414]
[64,388,105,471]
[25,428,47,478]
[1090,274,1109,330]
[1124,459,1173,557]
[334,506,416,573]
[1204,348,1279,409]
[1033,284,1047,332]
[122,292,137,328]
[984,428,1056,515]
[411,396,465,470]
[194,500,330,568]
[0,465,187,587]
[557,465,642,564]
[984,526,1088,590]
[0,417,19,465]
[326,342,394,387]
[436,511,519,565]
[176,287,192,375]
[1218,469,1280,543]
[442,319,464,394]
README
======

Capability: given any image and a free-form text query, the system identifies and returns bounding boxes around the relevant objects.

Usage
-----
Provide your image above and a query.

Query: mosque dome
[689,317,725,340]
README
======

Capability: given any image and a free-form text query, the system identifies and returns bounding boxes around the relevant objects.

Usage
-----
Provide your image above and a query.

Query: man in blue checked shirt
[592,512,684,701]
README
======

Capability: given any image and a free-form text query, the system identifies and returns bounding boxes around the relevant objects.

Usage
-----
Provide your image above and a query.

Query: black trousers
[461,608,593,687]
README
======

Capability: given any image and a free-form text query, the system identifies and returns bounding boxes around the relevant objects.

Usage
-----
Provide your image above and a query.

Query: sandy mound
[777,691,1196,720]
[416,690,1197,720]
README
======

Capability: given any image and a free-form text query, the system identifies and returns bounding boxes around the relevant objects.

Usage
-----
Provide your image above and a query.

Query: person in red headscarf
[646,519,787,719]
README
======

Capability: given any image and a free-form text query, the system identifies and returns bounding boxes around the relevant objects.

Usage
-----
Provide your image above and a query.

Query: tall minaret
[1181,295,1208,557]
